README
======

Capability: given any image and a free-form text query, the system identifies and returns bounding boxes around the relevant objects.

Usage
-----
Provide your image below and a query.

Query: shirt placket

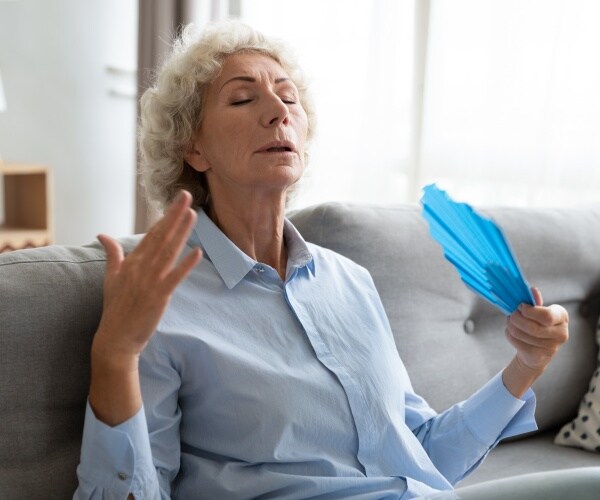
[283,273,383,477]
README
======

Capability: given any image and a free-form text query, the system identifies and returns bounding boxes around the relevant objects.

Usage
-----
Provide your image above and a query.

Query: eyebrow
[219,76,290,92]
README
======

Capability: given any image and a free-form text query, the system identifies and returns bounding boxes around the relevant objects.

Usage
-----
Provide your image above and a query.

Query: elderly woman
[74,21,570,499]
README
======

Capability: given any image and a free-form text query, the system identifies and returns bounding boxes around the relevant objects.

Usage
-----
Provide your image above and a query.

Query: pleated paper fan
[420,184,534,315]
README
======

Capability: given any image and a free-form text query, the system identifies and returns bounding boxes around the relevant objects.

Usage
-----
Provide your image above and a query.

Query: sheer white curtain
[419,0,600,207]
[238,0,600,209]
[238,0,416,209]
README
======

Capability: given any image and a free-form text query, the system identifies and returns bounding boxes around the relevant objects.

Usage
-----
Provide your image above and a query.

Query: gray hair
[138,20,316,211]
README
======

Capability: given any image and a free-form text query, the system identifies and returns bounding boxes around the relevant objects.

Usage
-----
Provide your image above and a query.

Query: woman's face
[186,52,308,203]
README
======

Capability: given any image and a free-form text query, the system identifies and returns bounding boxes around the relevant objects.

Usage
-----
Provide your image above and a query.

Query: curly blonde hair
[138,20,316,211]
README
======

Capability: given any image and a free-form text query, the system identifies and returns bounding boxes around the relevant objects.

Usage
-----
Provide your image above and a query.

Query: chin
[267,162,304,178]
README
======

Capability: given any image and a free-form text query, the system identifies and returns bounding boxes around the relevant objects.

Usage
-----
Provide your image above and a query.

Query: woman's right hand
[89,190,202,425]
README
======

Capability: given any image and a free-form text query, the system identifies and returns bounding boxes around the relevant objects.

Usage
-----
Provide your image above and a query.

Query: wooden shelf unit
[0,163,53,252]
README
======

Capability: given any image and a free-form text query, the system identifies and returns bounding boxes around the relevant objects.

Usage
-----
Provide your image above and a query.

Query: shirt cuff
[77,401,159,498]
[461,372,537,445]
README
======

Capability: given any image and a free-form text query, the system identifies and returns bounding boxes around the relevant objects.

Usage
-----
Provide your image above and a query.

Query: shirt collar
[189,210,315,289]
[284,217,315,278]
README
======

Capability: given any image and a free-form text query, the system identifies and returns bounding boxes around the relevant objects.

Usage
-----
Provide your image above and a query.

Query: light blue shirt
[75,210,537,499]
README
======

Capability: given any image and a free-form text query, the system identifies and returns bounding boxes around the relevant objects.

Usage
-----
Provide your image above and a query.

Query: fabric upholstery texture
[1,203,599,497]
[0,236,141,498]
[554,316,600,452]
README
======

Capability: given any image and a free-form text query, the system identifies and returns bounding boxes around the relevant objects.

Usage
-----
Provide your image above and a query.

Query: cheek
[222,121,254,153]
[207,124,243,159]
[295,111,309,145]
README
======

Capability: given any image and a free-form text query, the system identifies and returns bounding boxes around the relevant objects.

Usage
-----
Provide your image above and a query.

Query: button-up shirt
[74,210,536,499]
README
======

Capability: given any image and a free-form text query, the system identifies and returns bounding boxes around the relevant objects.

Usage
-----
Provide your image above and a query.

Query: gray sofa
[1,202,599,498]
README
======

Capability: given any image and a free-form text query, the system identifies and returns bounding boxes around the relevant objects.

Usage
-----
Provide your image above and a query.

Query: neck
[208,191,288,280]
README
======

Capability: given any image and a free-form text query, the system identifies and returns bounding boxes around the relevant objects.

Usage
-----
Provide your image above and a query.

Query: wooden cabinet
[0,163,53,252]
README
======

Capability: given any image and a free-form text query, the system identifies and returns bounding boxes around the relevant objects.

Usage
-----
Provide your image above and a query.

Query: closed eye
[280,93,298,104]
[231,97,296,105]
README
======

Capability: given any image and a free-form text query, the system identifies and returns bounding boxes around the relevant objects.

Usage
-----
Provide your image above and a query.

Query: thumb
[97,234,124,277]
[531,286,543,307]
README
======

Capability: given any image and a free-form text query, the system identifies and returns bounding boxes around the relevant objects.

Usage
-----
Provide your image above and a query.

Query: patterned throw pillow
[554,316,600,452]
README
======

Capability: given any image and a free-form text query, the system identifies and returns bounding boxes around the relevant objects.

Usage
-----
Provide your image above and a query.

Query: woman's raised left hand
[502,287,569,398]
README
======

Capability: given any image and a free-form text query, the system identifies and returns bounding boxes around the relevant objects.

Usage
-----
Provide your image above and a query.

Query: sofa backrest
[1,204,599,498]
[0,236,141,498]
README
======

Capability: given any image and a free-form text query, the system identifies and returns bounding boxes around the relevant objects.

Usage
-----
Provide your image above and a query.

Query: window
[238,0,600,208]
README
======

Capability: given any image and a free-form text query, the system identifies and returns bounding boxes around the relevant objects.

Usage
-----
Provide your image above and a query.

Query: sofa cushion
[0,236,141,498]
[554,315,600,452]
[290,203,600,432]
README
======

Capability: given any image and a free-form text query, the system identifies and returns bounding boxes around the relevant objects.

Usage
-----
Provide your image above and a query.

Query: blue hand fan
[420,184,534,315]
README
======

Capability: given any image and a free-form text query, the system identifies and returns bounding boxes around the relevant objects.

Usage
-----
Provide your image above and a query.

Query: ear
[184,138,210,173]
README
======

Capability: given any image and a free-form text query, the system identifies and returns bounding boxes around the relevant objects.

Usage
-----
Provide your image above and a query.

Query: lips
[256,140,296,153]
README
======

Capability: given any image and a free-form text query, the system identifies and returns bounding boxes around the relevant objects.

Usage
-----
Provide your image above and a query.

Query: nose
[260,92,290,128]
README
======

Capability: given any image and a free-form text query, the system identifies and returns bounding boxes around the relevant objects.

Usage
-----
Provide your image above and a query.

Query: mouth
[257,141,296,154]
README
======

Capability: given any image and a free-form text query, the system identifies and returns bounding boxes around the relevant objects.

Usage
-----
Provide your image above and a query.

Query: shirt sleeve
[408,372,537,486]
[73,403,165,499]
[73,336,181,500]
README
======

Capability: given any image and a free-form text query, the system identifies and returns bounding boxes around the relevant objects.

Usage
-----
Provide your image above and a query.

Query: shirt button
[256,265,265,273]
[117,472,128,481]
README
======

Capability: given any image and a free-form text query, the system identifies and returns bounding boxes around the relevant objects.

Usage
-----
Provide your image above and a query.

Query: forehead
[214,52,290,85]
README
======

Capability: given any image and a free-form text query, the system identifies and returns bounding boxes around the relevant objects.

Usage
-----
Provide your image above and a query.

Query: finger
[518,302,568,327]
[506,319,544,346]
[162,189,193,228]
[515,286,543,318]
[505,327,556,360]
[155,208,198,274]
[506,323,553,348]
[135,190,193,256]
[97,234,124,278]
[531,286,543,306]
[509,312,543,337]
[510,309,564,338]
[163,247,203,294]
[507,324,563,356]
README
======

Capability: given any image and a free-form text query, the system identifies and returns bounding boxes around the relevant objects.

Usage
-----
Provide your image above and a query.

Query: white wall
[0,0,137,245]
